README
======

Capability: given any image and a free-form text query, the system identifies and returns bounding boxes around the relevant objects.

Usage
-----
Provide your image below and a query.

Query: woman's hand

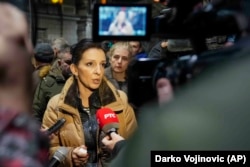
[72,146,89,166]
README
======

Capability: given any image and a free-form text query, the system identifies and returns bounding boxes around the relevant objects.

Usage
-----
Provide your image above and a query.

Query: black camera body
[127,47,239,108]
[127,55,198,108]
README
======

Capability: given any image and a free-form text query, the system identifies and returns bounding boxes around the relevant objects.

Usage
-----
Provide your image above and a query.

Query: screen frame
[92,3,152,42]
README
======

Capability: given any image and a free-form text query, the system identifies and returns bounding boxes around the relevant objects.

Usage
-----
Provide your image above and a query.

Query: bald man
[0,3,49,166]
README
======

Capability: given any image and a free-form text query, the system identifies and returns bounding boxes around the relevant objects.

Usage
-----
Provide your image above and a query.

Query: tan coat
[42,76,137,167]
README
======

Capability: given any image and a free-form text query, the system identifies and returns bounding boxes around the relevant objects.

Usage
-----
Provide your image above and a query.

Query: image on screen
[98,6,147,36]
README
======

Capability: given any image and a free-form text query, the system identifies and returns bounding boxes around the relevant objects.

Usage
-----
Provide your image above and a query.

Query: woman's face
[71,48,106,90]
[110,47,130,73]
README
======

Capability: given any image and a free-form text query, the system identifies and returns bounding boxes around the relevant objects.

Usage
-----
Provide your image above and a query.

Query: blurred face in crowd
[52,38,69,59]
[109,47,130,74]
[129,41,141,56]
[0,37,32,113]
[58,52,72,79]
[0,3,33,112]
[71,48,106,91]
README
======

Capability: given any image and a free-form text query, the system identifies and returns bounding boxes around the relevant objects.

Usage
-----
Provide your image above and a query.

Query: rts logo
[104,113,116,119]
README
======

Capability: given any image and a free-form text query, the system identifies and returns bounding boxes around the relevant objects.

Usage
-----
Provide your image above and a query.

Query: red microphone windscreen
[96,107,119,134]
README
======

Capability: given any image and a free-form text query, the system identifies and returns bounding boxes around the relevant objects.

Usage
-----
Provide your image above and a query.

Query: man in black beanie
[32,43,54,94]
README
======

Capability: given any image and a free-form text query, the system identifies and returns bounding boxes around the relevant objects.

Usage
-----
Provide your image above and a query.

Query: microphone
[45,118,66,136]
[48,147,69,167]
[96,107,119,135]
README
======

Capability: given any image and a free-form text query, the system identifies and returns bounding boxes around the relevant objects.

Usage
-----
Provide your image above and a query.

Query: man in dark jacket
[33,49,72,123]
[32,43,54,94]
[148,39,193,59]
[129,41,147,59]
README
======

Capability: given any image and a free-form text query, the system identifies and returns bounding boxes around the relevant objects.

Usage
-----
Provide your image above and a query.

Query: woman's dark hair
[71,38,104,65]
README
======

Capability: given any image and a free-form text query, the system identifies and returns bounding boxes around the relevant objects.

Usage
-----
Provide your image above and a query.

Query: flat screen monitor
[93,3,152,41]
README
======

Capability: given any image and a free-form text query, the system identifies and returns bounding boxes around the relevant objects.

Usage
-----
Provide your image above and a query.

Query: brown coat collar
[56,76,125,115]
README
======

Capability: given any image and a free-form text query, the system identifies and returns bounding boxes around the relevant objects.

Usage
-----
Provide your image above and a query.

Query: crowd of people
[1,0,250,167]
